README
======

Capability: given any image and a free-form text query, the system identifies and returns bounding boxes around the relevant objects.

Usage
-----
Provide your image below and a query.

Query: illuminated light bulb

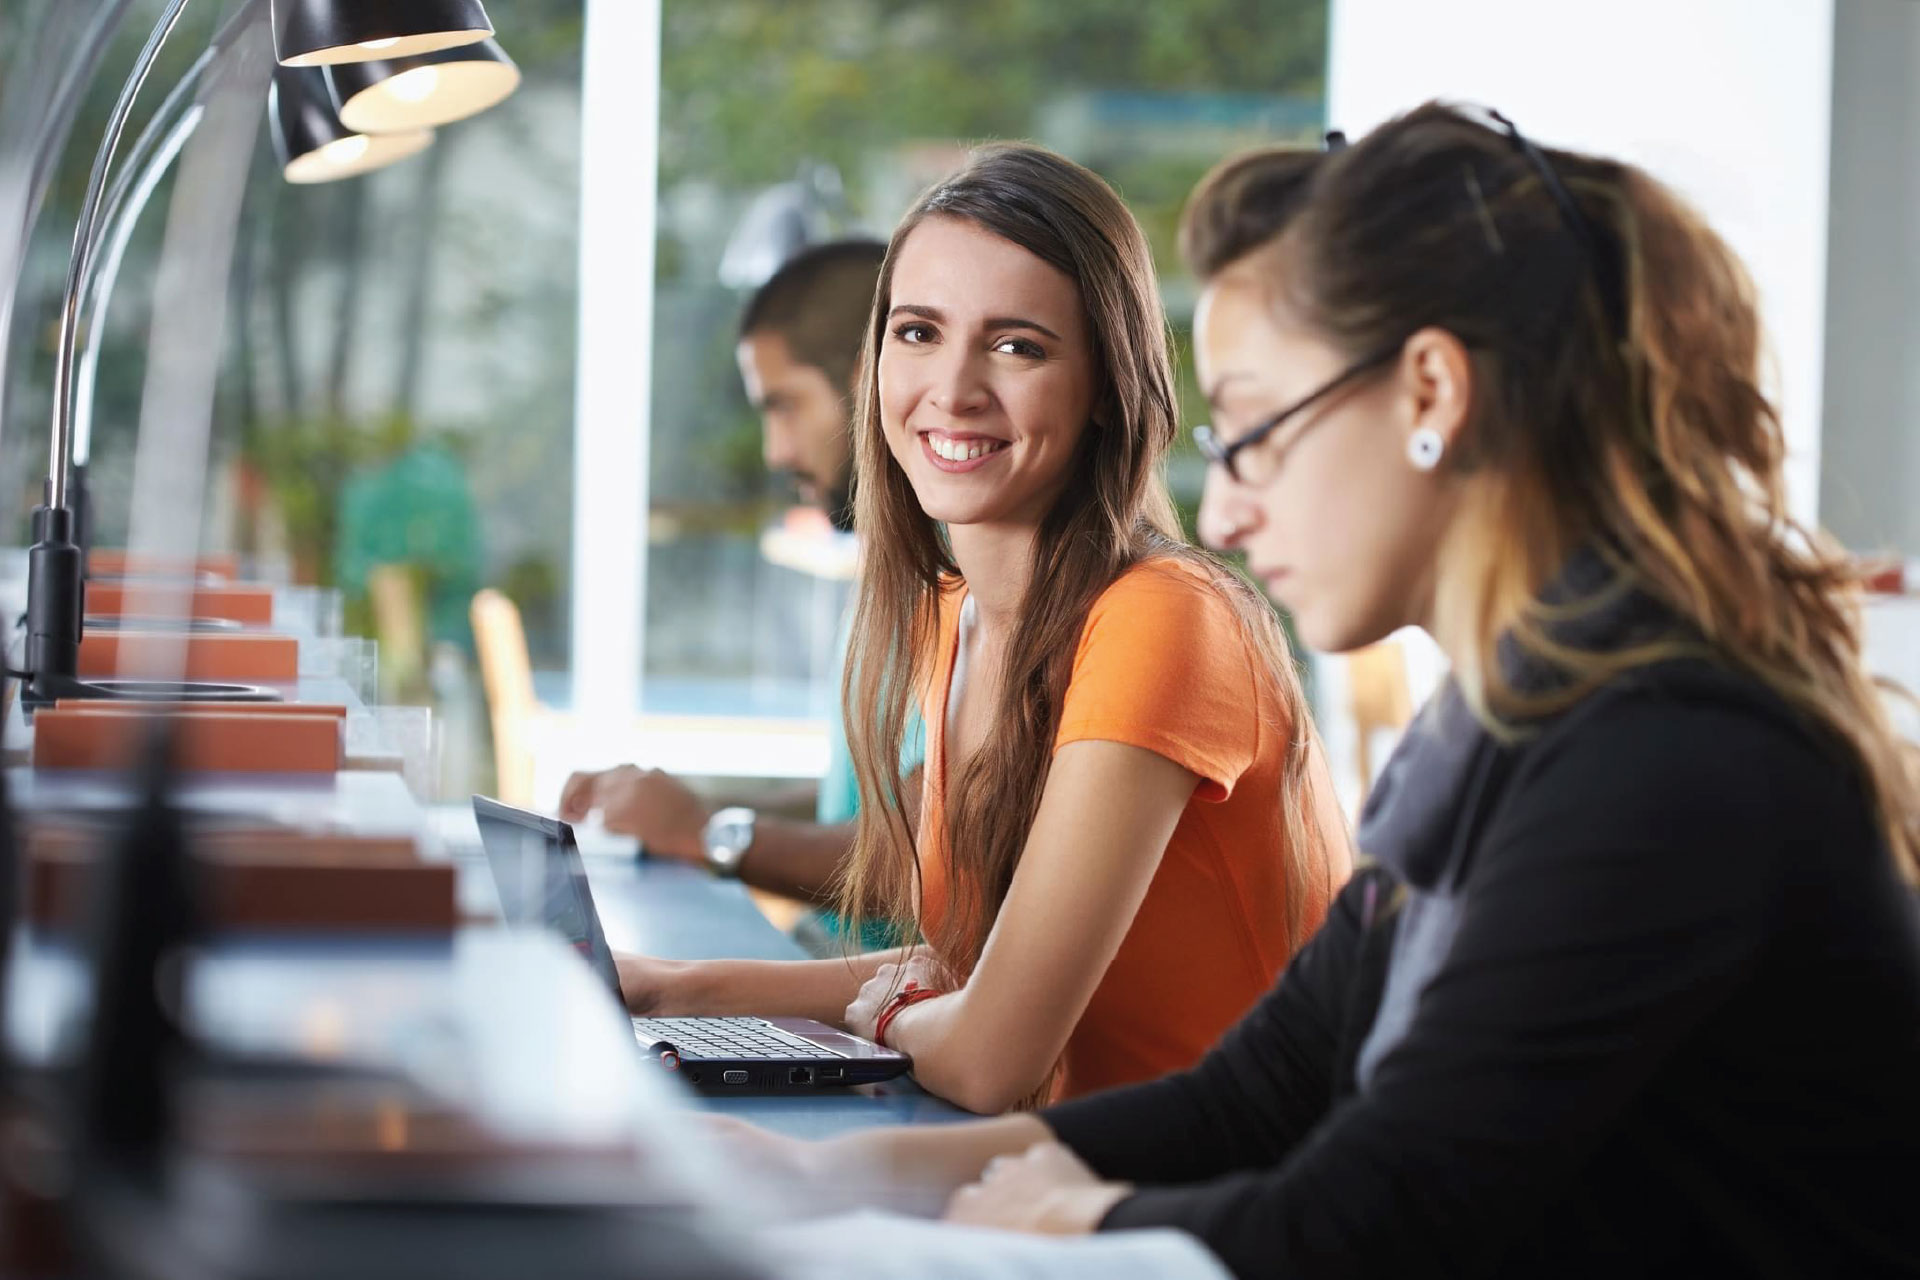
[318,134,371,167]
[385,66,443,104]
[358,37,402,51]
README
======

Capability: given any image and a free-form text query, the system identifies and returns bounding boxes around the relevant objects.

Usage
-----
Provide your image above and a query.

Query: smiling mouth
[919,431,1010,473]
[924,432,1009,463]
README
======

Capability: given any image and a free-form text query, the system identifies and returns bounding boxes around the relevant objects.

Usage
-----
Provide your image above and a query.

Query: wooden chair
[1347,640,1414,805]
[470,588,812,932]
[470,588,539,807]
[368,564,427,704]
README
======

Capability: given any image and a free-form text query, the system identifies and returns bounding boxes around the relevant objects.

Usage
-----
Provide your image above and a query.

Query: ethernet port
[787,1066,816,1086]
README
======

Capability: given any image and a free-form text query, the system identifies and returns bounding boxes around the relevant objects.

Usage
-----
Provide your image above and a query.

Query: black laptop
[471,796,912,1094]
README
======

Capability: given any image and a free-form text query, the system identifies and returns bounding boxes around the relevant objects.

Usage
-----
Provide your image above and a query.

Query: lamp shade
[272,0,493,68]
[327,38,520,133]
[270,67,434,185]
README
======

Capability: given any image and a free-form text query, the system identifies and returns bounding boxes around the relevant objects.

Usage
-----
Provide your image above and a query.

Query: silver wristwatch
[701,807,757,879]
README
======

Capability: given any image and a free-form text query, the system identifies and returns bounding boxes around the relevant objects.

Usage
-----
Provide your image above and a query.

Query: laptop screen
[472,796,622,995]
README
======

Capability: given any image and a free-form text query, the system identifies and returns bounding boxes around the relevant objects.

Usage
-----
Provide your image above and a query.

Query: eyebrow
[888,304,1063,343]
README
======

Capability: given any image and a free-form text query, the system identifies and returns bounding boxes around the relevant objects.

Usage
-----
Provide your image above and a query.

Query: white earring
[1407,427,1446,472]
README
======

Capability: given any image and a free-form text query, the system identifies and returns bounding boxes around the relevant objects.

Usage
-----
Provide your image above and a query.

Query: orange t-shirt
[918,556,1352,1100]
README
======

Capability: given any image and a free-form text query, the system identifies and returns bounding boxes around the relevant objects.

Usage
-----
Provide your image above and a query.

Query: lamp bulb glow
[358,37,402,51]
[318,134,372,167]
[386,66,443,104]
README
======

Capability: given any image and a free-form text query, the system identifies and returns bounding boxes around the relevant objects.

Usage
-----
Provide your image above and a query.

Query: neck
[1413,507,1475,673]
[948,520,1039,635]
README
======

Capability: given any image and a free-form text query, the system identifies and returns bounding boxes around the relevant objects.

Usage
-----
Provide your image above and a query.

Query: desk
[0,675,414,779]
[434,805,969,1137]
[3,781,961,1169]
[5,927,710,1176]
[7,765,422,837]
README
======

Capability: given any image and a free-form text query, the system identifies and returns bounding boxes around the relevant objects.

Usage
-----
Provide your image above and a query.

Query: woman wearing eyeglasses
[721,105,1920,1277]
[614,142,1352,1115]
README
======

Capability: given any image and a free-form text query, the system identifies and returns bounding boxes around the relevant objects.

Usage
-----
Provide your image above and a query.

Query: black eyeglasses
[1194,340,1403,485]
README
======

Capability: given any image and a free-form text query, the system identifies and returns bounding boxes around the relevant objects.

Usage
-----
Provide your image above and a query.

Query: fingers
[586,765,647,825]
[942,1142,1085,1227]
[559,765,647,822]
[558,769,601,821]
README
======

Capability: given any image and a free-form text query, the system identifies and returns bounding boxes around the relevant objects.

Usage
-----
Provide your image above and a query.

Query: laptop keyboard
[630,1015,845,1060]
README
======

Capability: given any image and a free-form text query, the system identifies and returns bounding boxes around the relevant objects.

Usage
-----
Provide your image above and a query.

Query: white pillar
[569,0,660,718]
[1326,0,1836,522]
[1820,0,1920,560]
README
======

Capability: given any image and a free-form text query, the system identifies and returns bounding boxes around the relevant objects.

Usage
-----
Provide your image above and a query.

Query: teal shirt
[335,443,482,650]
[813,606,924,948]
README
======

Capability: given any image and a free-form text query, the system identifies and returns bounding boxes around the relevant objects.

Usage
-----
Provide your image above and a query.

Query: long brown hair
[1242,102,1919,881]
[836,143,1336,979]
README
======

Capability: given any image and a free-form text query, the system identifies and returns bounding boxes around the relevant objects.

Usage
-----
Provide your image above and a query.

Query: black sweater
[1044,663,1920,1277]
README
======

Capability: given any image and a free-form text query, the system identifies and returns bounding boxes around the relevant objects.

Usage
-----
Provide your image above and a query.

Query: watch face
[706,812,753,874]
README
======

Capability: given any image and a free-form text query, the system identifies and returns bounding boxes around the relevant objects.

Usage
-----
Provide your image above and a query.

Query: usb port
[821,1067,845,1082]
[787,1066,815,1086]
[722,1069,749,1085]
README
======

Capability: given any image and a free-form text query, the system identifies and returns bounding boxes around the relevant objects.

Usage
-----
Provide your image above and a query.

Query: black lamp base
[23,502,85,709]
[71,680,284,703]
[21,502,283,708]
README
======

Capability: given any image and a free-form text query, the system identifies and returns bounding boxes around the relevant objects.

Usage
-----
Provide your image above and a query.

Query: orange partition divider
[76,630,298,682]
[86,582,274,625]
[26,827,457,933]
[88,549,239,581]
[31,709,341,773]
[53,699,347,719]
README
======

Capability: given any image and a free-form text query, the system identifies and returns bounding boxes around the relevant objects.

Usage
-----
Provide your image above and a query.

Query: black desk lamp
[271,63,436,183]
[327,36,520,134]
[19,0,492,708]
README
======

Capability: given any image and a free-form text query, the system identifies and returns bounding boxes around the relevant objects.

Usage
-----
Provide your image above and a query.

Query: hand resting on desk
[560,764,710,863]
[698,1111,1124,1235]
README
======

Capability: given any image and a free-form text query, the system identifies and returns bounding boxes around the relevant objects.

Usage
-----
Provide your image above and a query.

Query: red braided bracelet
[874,979,943,1047]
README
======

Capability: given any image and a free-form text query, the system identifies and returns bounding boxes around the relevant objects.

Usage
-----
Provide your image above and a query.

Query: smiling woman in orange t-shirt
[611,143,1350,1113]
[911,555,1351,1101]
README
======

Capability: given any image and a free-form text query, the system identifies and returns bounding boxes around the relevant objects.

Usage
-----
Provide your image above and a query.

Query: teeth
[931,436,1002,462]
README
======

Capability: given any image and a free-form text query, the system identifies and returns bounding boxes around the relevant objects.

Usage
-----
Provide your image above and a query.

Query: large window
[4,2,1331,800]
[646,0,1329,730]
[3,2,588,799]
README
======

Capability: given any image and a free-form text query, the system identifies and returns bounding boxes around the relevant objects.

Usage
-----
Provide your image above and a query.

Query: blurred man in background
[562,240,919,953]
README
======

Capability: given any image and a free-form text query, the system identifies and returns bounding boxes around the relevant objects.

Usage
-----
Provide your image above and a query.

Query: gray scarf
[1354,549,1682,1086]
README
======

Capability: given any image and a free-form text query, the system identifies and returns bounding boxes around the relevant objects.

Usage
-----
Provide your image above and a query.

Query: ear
[1398,326,1474,454]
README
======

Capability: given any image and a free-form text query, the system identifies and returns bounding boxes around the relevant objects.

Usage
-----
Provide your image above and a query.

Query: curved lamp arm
[0,1,136,460]
[73,104,204,469]
[70,1,271,468]
[47,0,197,514]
